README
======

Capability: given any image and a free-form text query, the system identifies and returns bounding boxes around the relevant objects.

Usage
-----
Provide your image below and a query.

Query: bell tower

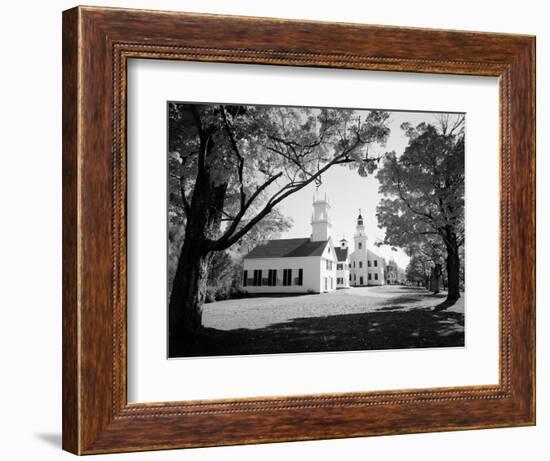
[311,193,331,242]
[354,209,367,252]
[340,235,348,250]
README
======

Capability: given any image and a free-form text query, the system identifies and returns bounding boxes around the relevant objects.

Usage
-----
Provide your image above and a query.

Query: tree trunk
[445,235,461,303]
[169,240,212,336]
[168,157,227,339]
[435,227,461,310]
[430,263,442,294]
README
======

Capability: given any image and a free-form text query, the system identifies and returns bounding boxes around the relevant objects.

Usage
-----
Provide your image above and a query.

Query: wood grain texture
[62,5,536,455]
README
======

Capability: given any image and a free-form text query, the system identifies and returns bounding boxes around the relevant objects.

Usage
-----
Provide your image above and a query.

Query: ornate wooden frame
[62,5,536,455]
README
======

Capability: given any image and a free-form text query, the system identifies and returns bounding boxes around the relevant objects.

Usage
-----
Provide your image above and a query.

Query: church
[242,194,388,293]
[348,210,386,286]
[242,194,337,293]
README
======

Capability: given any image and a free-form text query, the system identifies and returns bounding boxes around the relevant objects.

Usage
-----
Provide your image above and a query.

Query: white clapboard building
[242,195,337,293]
[335,237,350,289]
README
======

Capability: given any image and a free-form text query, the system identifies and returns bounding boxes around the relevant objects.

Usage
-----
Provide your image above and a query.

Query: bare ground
[169,285,464,358]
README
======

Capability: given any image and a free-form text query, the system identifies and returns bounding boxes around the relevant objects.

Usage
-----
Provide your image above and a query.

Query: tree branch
[212,145,361,251]
[221,107,246,211]
[213,172,283,247]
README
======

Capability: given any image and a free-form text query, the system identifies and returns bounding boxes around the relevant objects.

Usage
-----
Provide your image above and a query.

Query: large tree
[168,103,390,335]
[376,115,464,306]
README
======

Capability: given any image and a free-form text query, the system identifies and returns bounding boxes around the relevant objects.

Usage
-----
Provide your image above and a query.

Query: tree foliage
[406,254,432,285]
[169,103,390,251]
[376,115,465,303]
[168,103,391,334]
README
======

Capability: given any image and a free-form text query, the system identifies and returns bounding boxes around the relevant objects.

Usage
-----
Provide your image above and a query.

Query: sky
[275,109,456,270]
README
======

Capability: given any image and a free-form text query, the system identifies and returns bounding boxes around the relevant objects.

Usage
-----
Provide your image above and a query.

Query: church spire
[354,207,367,251]
[311,192,331,242]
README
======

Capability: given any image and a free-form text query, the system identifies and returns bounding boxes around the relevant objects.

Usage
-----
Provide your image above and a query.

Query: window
[368,273,372,281]
[294,268,304,286]
[375,273,378,280]
[368,260,371,267]
[359,261,363,268]
[326,260,333,270]
[243,270,248,287]
[268,269,277,286]
[353,261,355,268]
[337,263,343,270]
[374,260,378,267]
[283,268,292,286]
[337,277,342,284]
[358,242,362,249]
[253,269,262,286]
[353,274,356,281]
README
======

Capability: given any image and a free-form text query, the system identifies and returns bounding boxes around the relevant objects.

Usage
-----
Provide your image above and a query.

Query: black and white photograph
[167,102,465,358]
[1,0,543,458]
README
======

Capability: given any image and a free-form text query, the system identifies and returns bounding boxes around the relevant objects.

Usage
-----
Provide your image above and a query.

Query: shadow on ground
[170,297,464,358]
[35,433,62,448]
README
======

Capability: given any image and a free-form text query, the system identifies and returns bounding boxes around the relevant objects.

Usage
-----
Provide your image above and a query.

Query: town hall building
[242,194,337,294]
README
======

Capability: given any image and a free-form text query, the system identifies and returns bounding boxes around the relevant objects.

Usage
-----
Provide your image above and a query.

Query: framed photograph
[62,6,535,455]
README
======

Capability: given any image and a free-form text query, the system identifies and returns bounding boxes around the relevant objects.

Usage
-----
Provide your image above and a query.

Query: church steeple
[357,209,364,227]
[311,192,331,242]
[354,208,367,251]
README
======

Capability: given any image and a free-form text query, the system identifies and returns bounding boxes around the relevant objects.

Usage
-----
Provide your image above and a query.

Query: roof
[367,248,384,261]
[244,238,328,259]
[334,247,348,261]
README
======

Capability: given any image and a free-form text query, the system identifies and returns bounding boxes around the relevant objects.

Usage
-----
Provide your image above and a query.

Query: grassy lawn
[169,285,464,358]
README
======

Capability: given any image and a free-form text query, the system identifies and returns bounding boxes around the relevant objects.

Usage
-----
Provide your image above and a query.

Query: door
[360,276,364,285]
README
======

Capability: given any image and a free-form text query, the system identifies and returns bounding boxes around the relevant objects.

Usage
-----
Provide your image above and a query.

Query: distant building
[385,258,406,285]
[242,194,337,293]
[335,237,350,289]
[349,211,386,286]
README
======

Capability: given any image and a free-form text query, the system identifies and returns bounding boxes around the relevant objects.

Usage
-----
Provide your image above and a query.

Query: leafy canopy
[169,103,391,250]
[376,116,465,255]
